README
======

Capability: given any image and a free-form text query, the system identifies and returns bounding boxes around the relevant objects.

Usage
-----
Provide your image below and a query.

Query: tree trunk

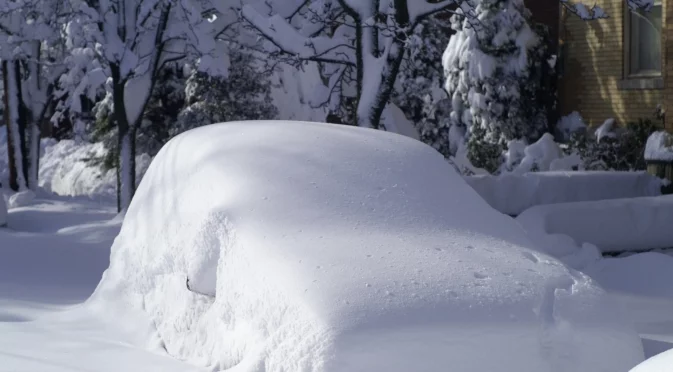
[14,60,29,187]
[118,123,136,212]
[3,61,18,191]
[27,42,44,190]
[369,42,406,130]
[3,60,28,191]
[111,64,136,212]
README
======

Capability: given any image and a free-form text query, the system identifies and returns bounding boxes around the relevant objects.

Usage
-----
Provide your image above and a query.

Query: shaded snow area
[511,194,673,370]
[0,197,203,372]
[90,121,643,372]
[466,171,663,216]
[517,196,673,254]
[587,252,673,371]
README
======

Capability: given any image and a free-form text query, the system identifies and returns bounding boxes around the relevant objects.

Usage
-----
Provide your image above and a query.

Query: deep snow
[91,121,643,372]
[0,196,205,372]
[517,196,673,254]
[466,171,663,216]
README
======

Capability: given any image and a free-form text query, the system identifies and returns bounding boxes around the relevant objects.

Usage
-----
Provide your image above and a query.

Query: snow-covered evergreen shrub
[443,0,556,173]
[393,16,453,157]
[140,65,187,156]
[566,119,658,171]
[87,64,187,172]
[173,51,277,136]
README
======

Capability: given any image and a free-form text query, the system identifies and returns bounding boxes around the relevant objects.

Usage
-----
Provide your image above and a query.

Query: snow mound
[631,348,673,372]
[466,171,663,216]
[510,133,581,173]
[381,103,420,140]
[645,131,673,162]
[517,196,673,254]
[91,121,643,372]
[8,190,36,209]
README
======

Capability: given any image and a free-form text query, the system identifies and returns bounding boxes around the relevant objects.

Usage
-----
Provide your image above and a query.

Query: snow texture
[631,349,673,372]
[381,103,420,140]
[466,171,663,216]
[645,131,673,162]
[1,129,150,200]
[8,190,36,209]
[39,139,152,199]
[517,196,673,254]
[91,121,643,372]
[0,197,204,371]
[510,133,580,174]
[595,118,617,143]
[556,111,587,141]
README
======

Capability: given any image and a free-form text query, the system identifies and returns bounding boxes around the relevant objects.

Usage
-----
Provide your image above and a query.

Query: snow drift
[517,196,673,254]
[631,348,673,372]
[91,121,643,372]
[466,171,663,216]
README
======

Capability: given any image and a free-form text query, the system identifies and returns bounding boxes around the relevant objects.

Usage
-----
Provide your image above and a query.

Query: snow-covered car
[90,121,644,372]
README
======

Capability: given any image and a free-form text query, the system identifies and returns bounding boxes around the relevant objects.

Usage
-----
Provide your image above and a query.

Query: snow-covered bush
[443,0,557,172]
[393,16,452,156]
[556,111,587,141]
[567,118,658,171]
[39,140,151,199]
[91,121,644,372]
[645,130,673,162]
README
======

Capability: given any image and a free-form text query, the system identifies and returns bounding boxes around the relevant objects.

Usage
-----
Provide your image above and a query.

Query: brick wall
[559,0,665,129]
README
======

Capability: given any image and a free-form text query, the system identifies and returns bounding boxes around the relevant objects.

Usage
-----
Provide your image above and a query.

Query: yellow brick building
[559,0,668,129]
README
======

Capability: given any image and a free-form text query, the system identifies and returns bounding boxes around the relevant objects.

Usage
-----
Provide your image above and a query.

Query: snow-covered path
[0,197,204,372]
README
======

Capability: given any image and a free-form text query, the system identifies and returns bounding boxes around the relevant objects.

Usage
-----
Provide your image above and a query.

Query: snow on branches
[241,0,457,129]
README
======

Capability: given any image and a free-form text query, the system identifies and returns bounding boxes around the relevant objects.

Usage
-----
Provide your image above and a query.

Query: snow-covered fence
[517,195,673,254]
[465,171,664,216]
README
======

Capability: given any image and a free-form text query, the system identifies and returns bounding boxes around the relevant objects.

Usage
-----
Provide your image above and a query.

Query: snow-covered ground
[0,196,205,372]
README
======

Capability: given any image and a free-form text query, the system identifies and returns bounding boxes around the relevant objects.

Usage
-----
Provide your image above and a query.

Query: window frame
[623,0,663,79]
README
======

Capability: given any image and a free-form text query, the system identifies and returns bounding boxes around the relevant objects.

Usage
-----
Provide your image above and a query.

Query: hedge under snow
[465,171,663,216]
[90,121,643,372]
[517,195,673,254]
